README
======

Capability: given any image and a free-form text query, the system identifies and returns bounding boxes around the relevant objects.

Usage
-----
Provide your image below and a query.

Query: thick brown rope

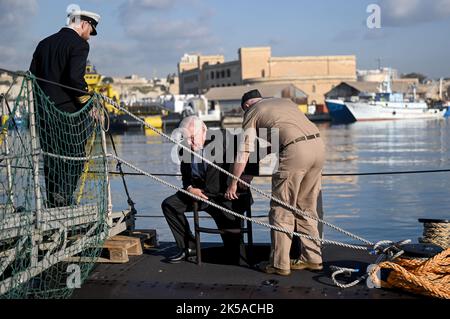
[419,222,450,249]
[375,248,450,299]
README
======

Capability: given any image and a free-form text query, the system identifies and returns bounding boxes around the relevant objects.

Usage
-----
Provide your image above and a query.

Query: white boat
[157,94,221,125]
[345,100,445,121]
[184,95,221,124]
[344,76,446,121]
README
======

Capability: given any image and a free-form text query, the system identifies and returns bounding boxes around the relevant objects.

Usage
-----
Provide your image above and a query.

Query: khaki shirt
[240,98,320,153]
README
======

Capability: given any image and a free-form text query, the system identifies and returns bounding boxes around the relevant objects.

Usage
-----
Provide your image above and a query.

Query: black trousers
[42,154,85,208]
[161,192,248,265]
[37,103,90,208]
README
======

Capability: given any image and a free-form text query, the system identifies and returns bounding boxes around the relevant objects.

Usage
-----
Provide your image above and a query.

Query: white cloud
[0,0,37,25]
[127,0,175,10]
[0,0,38,69]
[380,0,450,26]
[112,0,218,76]
[120,0,177,20]
[0,0,38,40]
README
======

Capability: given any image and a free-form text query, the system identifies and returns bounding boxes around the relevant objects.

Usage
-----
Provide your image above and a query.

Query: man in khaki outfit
[225,89,325,276]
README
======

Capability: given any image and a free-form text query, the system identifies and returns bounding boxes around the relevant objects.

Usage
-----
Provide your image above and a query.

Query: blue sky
[1,0,450,79]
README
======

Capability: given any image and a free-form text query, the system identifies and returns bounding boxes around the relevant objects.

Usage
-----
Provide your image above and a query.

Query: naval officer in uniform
[29,8,100,207]
[225,89,325,276]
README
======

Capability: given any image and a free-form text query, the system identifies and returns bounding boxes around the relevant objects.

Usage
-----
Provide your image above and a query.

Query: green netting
[0,75,109,299]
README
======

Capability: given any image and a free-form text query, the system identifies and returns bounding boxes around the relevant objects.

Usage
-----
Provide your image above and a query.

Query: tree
[401,73,427,84]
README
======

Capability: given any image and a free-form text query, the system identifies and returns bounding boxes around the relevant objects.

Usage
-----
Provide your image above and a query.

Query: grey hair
[178,116,207,133]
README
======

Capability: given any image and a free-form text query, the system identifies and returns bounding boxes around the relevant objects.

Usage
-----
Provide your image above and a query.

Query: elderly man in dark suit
[29,8,100,207]
[162,116,257,265]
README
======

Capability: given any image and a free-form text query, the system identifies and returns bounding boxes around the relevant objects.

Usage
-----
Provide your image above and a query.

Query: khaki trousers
[269,138,325,270]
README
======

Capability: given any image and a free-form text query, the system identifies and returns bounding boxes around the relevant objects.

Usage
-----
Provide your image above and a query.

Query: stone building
[178,47,357,105]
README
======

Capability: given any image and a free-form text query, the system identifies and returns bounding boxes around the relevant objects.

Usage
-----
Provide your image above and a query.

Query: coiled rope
[419,219,450,249]
[370,248,450,299]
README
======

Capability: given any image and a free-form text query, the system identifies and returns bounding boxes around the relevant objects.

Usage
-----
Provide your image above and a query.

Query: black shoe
[185,248,197,262]
[167,248,196,264]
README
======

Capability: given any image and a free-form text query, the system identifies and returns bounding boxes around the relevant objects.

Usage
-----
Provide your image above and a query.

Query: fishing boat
[345,98,445,122]
[326,77,447,123]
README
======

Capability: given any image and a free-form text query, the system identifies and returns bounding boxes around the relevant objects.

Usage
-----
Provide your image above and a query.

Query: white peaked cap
[66,7,101,35]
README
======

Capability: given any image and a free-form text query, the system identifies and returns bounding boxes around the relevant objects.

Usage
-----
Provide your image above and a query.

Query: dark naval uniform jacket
[29,27,90,113]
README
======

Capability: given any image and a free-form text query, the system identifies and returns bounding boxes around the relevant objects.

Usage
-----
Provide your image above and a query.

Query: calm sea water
[108,118,450,245]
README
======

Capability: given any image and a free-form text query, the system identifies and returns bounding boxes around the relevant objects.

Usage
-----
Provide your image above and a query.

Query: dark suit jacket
[178,129,259,209]
[29,28,89,113]
[179,143,232,199]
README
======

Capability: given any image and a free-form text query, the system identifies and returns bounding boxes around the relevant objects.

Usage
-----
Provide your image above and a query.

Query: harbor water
[109,118,450,245]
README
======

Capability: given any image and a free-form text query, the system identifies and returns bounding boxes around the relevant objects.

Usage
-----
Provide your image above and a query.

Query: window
[227,69,231,77]
[261,69,265,78]
[211,71,214,79]
[312,85,316,93]
[216,71,220,79]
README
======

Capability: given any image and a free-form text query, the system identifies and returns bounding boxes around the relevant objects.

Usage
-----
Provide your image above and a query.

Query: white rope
[41,150,405,252]
[42,151,107,162]
[99,94,375,247]
[109,154,370,251]
[330,254,385,289]
[330,239,411,288]
[0,153,37,161]
[40,98,415,258]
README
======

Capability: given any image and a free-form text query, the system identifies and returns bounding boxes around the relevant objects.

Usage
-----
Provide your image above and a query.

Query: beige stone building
[178,47,357,105]
[0,72,22,104]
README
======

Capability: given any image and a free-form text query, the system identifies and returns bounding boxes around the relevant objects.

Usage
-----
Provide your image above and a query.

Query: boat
[326,76,447,123]
[345,98,445,122]
[85,62,153,131]
[158,94,222,127]
[325,99,356,124]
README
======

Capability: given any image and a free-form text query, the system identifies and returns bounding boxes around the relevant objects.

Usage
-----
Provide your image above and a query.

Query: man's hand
[188,187,209,200]
[225,181,239,200]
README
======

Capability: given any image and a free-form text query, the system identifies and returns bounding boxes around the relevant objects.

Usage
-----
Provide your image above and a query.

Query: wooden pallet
[125,229,158,249]
[98,235,143,263]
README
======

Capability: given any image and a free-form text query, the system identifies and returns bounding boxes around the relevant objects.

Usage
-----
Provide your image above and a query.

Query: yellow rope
[375,248,450,299]
[0,115,8,147]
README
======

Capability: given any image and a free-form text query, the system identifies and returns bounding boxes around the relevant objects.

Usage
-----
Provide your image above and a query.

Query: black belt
[280,133,320,152]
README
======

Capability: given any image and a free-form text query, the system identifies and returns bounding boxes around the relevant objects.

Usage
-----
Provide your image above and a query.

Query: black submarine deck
[72,242,420,299]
